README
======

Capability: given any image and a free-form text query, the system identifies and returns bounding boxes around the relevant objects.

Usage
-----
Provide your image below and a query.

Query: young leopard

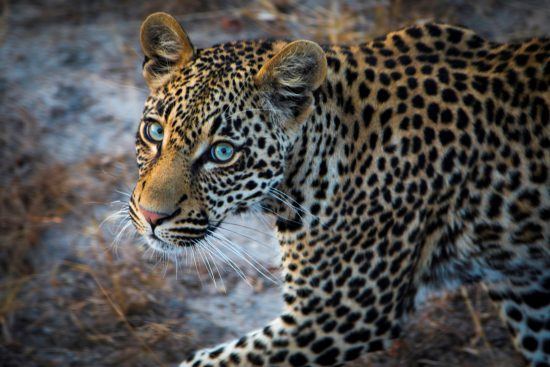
[129,12,550,367]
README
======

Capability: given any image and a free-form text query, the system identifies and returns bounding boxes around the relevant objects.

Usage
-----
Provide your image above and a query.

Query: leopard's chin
[145,235,194,255]
[142,221,221,255]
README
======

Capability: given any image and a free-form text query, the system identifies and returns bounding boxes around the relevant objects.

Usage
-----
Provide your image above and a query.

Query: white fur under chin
[146,236,187,256]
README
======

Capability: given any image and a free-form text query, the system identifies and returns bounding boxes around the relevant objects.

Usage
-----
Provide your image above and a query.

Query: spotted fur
[129,12,550,367]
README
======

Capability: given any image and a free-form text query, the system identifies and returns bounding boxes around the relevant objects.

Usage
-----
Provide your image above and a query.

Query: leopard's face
[130,13,327,253]
[129,13,326,253]
[130,65,288,252]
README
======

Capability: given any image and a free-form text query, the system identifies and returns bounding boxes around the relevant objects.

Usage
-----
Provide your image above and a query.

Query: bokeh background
[1,0,549,366]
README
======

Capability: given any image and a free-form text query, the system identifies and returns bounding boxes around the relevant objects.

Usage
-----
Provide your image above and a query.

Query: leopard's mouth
[144,222,222,253]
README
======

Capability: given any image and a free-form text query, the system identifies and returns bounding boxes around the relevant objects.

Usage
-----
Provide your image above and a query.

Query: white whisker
[221,220,276,238]
[269,187,334,232]
[191,246,204,287]
[205,234,251,286]
[211,232,279,285]
[250,206,276,230]
[218,225,274,250]
[197,243,218,289]
[162,249,169,278]
[270,188,314,221]
[174,251,179,280]
[257,204,303,226]
[199,241,226,292]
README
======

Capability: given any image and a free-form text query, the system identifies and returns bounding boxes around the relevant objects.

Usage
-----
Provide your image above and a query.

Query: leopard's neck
[273,71,352,239]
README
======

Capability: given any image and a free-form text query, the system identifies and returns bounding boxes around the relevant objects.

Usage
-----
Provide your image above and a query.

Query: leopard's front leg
[181,229,418,367]
[182,306,394,367]
[181,316,316,367]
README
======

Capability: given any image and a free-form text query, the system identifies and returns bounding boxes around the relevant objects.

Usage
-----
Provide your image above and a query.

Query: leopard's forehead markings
[141,40,280,150]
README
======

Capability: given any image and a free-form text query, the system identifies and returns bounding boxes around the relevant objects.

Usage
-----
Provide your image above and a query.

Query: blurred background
[1,0,549,366]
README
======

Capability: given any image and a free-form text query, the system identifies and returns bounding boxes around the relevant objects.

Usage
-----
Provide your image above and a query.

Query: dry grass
[0,108,192,366]
[0,110,73,339]
[244,0,549,43]
[242,0,453,44]
[0,0,7,45]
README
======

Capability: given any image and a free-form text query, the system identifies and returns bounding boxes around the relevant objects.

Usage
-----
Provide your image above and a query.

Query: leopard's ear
[140,12,195,90]
[255,40,327,125]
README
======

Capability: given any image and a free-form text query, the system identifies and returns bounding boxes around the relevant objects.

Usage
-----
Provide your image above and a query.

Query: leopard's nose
[139,205,170,225]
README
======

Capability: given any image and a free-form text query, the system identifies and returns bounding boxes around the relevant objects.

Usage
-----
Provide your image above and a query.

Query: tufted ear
[140,12,195,90]
[255,40,327,126]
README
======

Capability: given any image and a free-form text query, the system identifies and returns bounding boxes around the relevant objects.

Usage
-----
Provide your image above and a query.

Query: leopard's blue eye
[211,142,234,163]
[146,122,164,142]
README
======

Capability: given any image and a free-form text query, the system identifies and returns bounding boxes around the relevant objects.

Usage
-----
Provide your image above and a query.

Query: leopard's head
[129,12,327,253]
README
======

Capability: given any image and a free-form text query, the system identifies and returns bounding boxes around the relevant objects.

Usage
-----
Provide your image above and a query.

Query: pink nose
[139,206,169,225]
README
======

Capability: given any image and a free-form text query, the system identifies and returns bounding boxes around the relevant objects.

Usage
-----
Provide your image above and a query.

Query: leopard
[128,12,550,367]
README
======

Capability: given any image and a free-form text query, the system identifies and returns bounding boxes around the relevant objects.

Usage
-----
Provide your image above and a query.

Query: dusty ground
[1,0,549,366]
